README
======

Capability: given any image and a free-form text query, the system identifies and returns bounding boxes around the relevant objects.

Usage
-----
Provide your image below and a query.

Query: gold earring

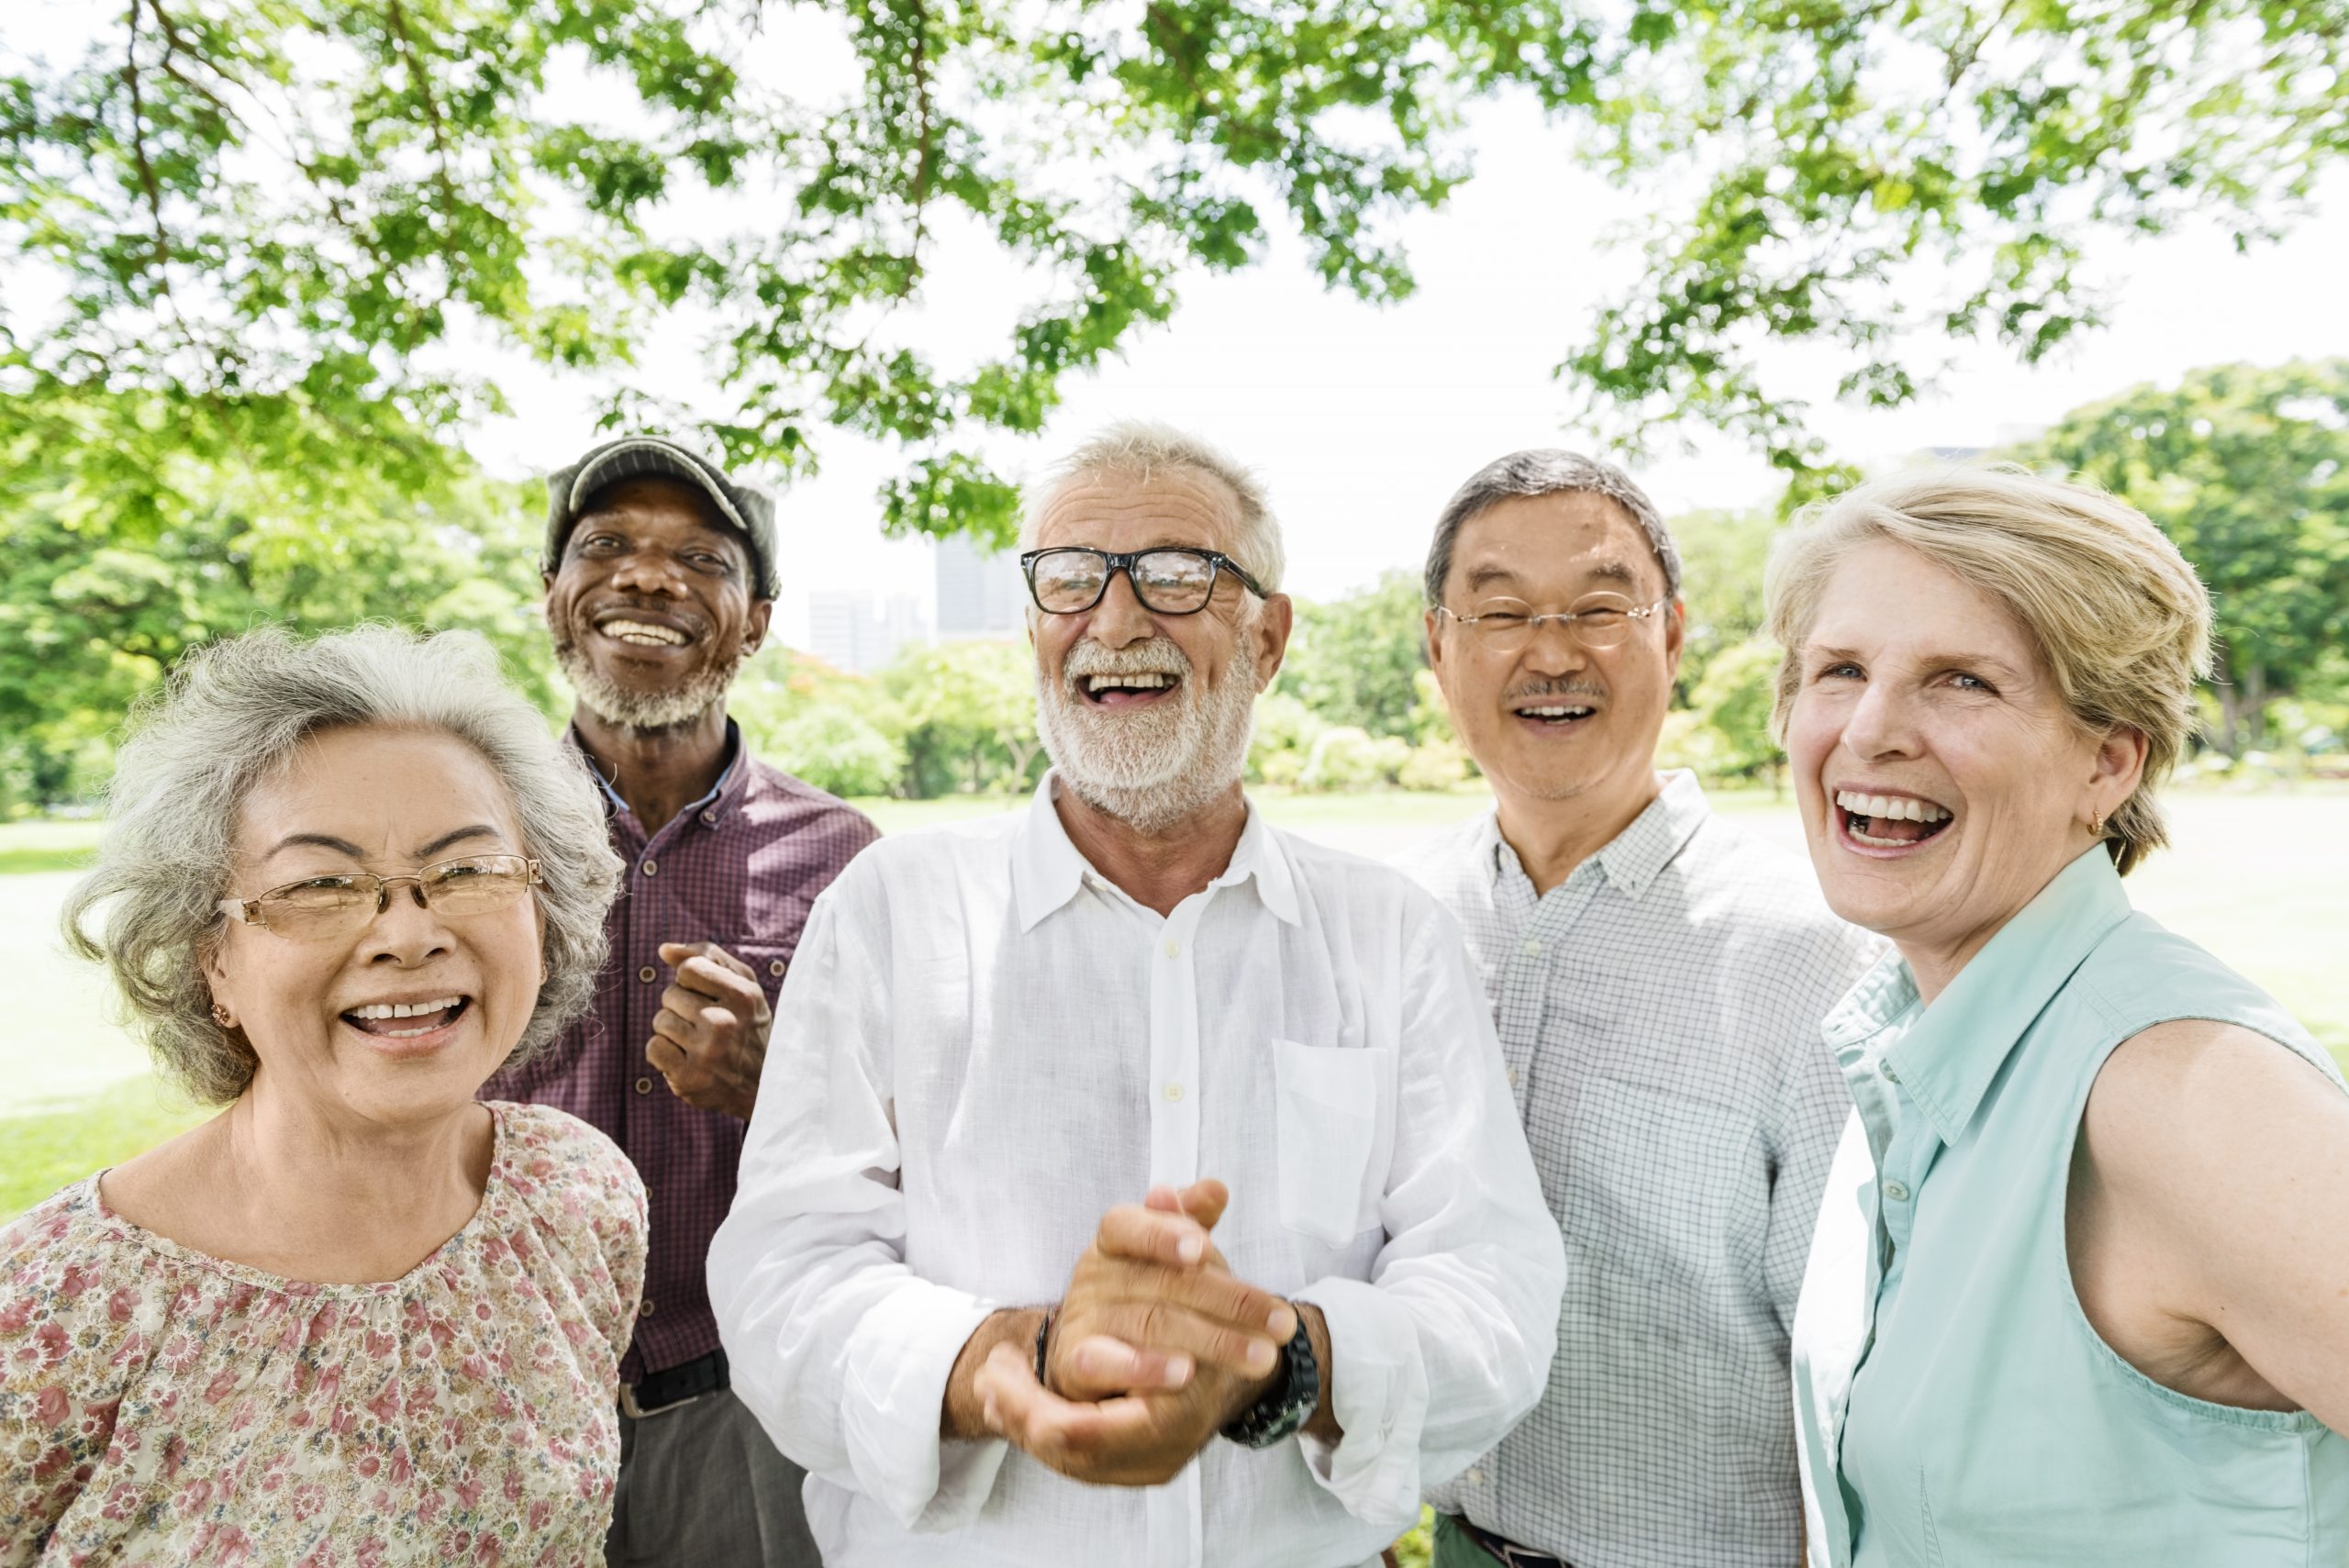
[210,1002,234,1029]
[2087,811,2105,839]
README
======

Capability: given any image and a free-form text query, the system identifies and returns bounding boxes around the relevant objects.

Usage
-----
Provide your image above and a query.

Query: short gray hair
[1020,420,1286,594]
[61,624,624,1105]
[1424,449,1682,606]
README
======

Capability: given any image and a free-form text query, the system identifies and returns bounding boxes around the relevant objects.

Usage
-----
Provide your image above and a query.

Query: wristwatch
[1219,1310,1319,1449]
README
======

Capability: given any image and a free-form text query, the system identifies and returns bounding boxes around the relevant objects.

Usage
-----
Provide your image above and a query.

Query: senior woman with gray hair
[1776,468,2349,1565]
[0,625,642,1564]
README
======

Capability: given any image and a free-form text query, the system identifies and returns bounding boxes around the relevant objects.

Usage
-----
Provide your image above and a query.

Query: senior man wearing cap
[487,435,879,1566]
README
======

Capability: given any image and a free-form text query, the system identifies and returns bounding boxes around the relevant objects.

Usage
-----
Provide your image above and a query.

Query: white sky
[9,2,2347,646]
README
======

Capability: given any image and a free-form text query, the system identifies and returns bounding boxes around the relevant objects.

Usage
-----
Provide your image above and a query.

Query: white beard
[552,628,748,733]
[1036,633,1260,836]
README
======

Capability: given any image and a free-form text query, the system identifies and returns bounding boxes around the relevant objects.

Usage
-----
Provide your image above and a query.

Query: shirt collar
[1010,771,1300,933]
[1876,846,2135,1147]
[567,718,747,826]
[1481,769,1711,899]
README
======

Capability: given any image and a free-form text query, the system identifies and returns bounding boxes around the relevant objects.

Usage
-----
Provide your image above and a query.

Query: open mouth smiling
[1510,698,1598,730]
[592,609,699,651]
[1080,671,1182,708]
[340,995,472,1041]
[1835,788,1955,851]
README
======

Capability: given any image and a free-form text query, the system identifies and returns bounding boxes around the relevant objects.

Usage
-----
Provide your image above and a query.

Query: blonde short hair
[1765,466,2212,875]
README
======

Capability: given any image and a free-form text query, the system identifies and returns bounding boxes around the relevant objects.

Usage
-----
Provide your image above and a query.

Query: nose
[360,879,454,967]
[1841,674,1921,762]
[609,549,688,598]
[1517,616,1591,677]
[1085,568,1157,650]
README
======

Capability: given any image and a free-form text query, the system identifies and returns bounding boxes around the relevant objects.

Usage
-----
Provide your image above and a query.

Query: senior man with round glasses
[2,625,643,1562]
[1397,450,1883,1568]
[710,421,1565,1568]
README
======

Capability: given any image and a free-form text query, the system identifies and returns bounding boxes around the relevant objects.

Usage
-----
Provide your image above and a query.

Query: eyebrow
[1463,559,1642,593]
[265,825,506,863]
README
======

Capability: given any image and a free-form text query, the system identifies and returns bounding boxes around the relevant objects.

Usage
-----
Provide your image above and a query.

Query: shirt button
[638,965,657,984]
[1464,1467,1486,1487]
[1162,939,1180,958]
[1519,938,1542,957]
[635,1076,654,1095]
[769,959,786,978]
[640,859,658,877]
[1884,1180,1911,1204]
[1163,1083,1185,1102]
[1506,1067,1520,1088]
[1881,1062,1900,1084]
[700,810,717,826]
[639,1299,656,1318]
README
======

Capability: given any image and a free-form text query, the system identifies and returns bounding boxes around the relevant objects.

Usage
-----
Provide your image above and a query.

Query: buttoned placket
[1491,860,1607,1114]
[1081,868,1233,1568]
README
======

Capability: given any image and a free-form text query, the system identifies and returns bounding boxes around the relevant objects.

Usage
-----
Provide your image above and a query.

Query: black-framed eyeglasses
[216,854,543,942]
[1019,547,1271,617]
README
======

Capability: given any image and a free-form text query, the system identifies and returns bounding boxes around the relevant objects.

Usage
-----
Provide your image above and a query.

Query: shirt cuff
[1288,1275,1429,1534]
[840,1283,1008,1531]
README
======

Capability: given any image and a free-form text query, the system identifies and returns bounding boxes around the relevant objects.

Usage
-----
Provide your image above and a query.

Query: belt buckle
[618,1381,701,1419]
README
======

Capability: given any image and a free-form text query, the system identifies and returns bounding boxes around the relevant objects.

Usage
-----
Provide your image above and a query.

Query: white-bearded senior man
[707,422,1565,1568]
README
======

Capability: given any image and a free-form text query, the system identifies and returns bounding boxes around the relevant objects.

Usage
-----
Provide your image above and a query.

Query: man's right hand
[1043,1180,1296,1404]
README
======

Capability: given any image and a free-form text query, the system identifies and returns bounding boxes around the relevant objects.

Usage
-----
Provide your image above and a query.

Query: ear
[1662,597,1687,684]
[1252,594,1295,691]
[743,598,774,656]
[2089,723,2150,820]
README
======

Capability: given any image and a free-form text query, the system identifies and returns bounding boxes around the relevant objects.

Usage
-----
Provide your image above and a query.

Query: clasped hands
[957,1178,1317,1487]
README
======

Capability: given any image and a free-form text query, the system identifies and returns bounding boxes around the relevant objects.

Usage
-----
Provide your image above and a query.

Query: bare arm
[2071,1018,2349,1431]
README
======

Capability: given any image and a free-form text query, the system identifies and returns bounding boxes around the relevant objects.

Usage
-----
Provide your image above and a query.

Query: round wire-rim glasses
[216,854,544,941]
[1019,546,1270,617]
[1434,595,1673,653]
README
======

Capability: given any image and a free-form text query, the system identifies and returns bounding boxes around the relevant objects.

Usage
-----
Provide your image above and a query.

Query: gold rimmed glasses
[216,854,543,941]
[1434,595,1671,653]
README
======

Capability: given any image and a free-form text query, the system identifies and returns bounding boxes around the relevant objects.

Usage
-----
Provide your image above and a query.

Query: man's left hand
[646,940,773,1120]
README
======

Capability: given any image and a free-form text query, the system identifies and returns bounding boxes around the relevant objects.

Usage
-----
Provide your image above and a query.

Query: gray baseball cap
[542,436,780,599]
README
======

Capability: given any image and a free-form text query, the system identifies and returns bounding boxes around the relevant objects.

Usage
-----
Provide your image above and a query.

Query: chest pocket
[1272,1039,1397,1247]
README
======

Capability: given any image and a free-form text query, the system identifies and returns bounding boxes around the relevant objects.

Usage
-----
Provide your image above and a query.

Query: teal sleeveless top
[1791,847,2349,1567]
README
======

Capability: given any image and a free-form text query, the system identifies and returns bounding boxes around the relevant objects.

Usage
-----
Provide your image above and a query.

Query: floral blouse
[0,1102,646,1567]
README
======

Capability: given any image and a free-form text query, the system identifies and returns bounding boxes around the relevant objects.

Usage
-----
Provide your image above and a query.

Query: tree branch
[383,0,463,222]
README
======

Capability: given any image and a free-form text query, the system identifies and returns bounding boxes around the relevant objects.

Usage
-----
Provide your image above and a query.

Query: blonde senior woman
[1774,469,2349,1565]
[0,626,642,1566]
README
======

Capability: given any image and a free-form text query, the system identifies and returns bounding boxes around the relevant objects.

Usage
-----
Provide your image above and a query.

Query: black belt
[1453,1517,1572,1568]
[619,1347,729,1419]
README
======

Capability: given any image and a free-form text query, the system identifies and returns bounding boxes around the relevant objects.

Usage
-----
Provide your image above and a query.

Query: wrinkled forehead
[1030,466,1243,555]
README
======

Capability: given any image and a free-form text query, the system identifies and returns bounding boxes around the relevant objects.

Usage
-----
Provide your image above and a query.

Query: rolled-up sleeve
[707,862,1008,1532]
[1293,905,1566,1529]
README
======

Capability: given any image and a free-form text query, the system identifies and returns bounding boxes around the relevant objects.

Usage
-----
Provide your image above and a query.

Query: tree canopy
[6,0,2343,521]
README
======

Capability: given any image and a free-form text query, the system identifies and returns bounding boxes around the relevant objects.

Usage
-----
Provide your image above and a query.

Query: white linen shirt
[708,776,1565,1568]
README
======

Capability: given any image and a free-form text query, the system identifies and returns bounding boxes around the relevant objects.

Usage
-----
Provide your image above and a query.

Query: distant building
[806,590,930,674]
[934,534,1026,639]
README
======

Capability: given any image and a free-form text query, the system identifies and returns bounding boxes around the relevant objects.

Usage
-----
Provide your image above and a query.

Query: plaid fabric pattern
[489,723,878,1380]
[1397,773,1886,1568]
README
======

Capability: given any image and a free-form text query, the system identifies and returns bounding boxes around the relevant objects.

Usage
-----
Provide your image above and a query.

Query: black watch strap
[1219,1311,1318,1449]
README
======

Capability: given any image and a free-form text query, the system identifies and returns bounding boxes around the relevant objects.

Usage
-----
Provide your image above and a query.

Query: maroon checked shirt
[489,723,878,1381]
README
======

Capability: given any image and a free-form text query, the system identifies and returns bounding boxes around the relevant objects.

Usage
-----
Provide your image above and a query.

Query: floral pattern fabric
[0,1101,646,1566]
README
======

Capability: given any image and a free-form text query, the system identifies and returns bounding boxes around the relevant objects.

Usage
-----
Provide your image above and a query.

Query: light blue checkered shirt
[1397,773,1885,1568]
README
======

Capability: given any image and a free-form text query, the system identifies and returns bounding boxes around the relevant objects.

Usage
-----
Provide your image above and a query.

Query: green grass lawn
[5,784,2342,1219]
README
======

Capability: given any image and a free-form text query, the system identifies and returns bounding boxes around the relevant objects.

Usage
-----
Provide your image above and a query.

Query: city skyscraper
[933,534,1025,638]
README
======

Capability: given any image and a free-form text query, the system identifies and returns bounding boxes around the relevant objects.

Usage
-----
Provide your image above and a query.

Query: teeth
[602,619,686,647]
[347,996,464,1021]
[1522,706,1592,718]
[1085,673,1174,693]
[1834,791,1952,824]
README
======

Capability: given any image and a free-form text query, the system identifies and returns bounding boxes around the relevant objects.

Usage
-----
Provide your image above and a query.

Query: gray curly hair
[61,624,623,1104]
